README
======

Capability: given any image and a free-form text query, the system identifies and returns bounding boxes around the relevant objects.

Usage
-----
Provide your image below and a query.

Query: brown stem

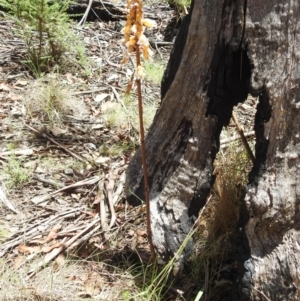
[135,45,156,260]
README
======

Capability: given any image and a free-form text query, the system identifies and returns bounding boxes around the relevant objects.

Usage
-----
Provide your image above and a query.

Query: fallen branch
[77,0,94,26]
[32,174,64,189]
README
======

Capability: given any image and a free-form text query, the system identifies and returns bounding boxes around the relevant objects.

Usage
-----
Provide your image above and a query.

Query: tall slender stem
[135,45,155,259]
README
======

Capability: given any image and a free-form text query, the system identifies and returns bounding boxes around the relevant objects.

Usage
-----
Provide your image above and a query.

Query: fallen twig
[232,112,255,164]
[27,215,100,278]
[99,183,108,231]
[32,174,64,189]
[220,130,255,148]
[67,223,101,249]
[105,178,116,228]
[77,0,94,26]
[23,123,88,163]
[31,175,99,206]
[71,87,107,95]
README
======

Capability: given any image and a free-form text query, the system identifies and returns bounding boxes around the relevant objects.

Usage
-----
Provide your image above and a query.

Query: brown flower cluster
[121,0,156,78]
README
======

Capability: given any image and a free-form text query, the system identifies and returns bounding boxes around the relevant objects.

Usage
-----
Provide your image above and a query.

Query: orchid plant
[121,0,156,259]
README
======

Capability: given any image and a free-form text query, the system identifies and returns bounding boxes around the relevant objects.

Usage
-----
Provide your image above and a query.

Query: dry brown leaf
[18,244,42,254]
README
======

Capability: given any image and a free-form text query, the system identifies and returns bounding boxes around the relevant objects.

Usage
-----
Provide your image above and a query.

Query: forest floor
[0,1,257,300]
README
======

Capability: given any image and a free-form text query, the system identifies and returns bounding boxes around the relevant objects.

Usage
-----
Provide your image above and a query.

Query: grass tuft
[1,155,31,188]
[144,60,165,85]
[24,75,87,126]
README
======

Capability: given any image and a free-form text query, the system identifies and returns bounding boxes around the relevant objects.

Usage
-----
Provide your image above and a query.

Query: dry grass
[24,75,88,126]
[101,95,158,132]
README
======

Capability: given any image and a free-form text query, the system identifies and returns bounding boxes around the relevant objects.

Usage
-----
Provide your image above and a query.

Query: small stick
[32,176,100,205]
[0,208,84,257]
[220,130,255,147]
[104,179,117,228]
[71,87,107,95]
[97,182,108,232]
[0,186,19,214]
[232,112,255,164]
[77,0,94,26]
[33,174,64,189]
[23,123,87,163]
[0,149,33,156]
[67,224,101,249]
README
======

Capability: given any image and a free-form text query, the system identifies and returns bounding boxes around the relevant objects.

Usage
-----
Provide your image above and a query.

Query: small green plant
[2,155,31,188]
[0,0,89,76]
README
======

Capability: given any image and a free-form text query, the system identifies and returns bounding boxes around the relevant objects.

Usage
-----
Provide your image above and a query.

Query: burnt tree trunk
[126,0,300,299]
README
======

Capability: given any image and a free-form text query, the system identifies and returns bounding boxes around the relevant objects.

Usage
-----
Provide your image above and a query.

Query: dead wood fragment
[77,0,94,26]
[70,0,126,21]
[0,149,33,156]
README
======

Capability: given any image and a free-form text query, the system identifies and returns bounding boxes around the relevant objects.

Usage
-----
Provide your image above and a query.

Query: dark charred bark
[126,0,300,300]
